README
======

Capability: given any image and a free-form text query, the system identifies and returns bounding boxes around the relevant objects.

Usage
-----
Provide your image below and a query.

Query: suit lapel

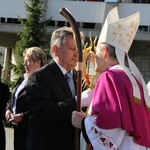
[50,60,73,98]
[73,70,77,93]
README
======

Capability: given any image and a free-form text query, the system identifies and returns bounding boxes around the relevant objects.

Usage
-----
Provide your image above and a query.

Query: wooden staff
[60,8,83,150]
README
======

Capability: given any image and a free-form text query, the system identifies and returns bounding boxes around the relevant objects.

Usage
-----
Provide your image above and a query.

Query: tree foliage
[12,0,49,76]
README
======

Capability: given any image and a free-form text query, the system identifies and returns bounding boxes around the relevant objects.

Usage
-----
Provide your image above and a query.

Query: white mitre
[98,7,150,108]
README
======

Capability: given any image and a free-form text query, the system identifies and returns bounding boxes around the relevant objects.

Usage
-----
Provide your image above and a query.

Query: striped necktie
[65,71,76,97]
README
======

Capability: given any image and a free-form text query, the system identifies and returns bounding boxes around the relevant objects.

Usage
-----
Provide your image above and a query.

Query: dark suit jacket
[6,76,29,129]
[0,82,10,150]
[25,60,79,150]
[0,82,10,120]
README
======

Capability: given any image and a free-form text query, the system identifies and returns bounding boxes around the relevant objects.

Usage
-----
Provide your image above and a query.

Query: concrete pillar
[3,48,12,81]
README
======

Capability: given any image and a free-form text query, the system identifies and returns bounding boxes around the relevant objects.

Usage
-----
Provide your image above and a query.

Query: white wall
[118,3,150,26]
[0,0,150,25]
[46,1,107,23]
[0,0,28,18]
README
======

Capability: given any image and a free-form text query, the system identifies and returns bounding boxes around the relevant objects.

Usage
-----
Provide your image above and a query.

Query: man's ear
[102,47,109,59]
[53,45,59,56]
[36,59,41,66]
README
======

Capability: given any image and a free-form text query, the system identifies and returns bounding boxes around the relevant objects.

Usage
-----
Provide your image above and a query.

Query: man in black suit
[0,64,10,150]
[25,27,86,150]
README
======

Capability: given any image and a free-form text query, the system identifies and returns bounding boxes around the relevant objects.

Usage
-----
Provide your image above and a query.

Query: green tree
[12,0,49,77]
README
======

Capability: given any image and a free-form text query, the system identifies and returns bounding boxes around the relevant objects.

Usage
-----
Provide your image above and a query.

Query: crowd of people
[1,6,150,150]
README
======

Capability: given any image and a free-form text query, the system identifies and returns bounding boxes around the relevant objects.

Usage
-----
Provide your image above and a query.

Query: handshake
[75,89,94,107]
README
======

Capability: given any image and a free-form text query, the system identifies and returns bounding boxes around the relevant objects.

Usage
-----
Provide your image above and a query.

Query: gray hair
[50,26,85,57]
[99,42,116,58]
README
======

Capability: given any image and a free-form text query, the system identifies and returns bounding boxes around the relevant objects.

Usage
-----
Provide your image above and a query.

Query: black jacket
[25,60,84,150]
[0,82,10,120]
[6,76,29,129]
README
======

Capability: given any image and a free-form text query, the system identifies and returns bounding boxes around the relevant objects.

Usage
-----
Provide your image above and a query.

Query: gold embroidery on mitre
[134,96,141,105]
[110,16,138,52]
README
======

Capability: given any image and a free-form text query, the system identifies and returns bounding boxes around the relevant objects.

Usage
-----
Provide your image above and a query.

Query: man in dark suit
[0,64,10,150]
[25,27,86,150]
